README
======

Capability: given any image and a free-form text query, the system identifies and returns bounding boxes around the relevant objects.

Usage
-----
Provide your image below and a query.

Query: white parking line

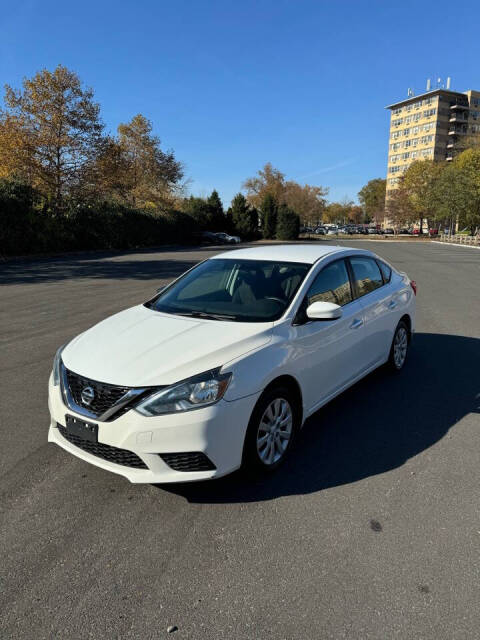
[430,241,480,250]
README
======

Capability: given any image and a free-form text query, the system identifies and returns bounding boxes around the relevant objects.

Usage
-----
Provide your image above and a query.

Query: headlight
[135,369,232,416]
[52,344,67,386]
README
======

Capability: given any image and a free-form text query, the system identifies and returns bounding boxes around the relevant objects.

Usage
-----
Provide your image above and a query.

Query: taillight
[410,280,417,296]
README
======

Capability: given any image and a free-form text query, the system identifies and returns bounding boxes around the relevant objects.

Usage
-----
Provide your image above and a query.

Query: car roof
[212,243,357,264]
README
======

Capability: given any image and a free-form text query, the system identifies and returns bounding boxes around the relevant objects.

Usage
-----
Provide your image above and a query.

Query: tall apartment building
[385,87,480,201]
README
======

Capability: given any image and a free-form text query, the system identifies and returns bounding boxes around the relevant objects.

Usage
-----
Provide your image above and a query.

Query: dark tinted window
[146,259,310,322]
[306,260,352,307]
[377,260,392,283]
[350,257,383,297]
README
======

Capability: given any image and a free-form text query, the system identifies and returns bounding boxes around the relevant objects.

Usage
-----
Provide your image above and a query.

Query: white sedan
[48,245,416,483]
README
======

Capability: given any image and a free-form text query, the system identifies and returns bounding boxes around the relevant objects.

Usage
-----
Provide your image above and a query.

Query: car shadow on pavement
[0,242,313,285]
[0,257,201,285]
[159,332,480,504]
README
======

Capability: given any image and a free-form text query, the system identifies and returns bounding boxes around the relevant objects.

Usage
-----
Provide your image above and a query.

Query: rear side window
[377,260,392,283]
[306,259,353,307]
[349,257,384,297]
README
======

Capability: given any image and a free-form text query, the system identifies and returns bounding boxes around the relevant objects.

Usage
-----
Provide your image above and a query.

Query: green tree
[181,196,214,229]
[402,160,443,232]
[231,193,258,238]
[429,162,463,231]
[451,148,480,233]
[225,206,234,233]
[207,189,225,228]
[261,193,278,239]
[180,191,226,230]
[276,204,300,240]
[0,64,103,209]
[358,178,386,225]
[386,179,415,230]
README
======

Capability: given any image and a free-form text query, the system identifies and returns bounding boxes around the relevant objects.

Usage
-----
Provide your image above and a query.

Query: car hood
[62,305,272,387]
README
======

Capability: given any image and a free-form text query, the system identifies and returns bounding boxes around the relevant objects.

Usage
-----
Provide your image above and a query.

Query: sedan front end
[48,358,258,483]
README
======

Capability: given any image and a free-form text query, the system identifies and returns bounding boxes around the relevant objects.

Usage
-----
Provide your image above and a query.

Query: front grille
[57,424,148,469]
[65,368,131,418]
[159,452,216,472]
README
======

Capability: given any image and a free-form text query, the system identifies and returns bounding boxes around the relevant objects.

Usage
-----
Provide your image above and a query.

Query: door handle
[388,300,397,309]
[350,318,363,329]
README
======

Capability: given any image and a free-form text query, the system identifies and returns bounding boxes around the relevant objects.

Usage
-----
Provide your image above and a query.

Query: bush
[0,178,39,255]
[276,204,300,240]
[0,178,200,256]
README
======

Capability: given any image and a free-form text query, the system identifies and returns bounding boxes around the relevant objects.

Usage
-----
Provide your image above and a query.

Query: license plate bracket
[65,414,98,443]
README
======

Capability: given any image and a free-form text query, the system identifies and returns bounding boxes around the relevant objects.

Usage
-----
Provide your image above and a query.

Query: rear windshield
[145,258,311,322]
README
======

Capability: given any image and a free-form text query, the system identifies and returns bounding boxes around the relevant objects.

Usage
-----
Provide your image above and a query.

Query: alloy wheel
[393,326,408,369]
[256,398,293,465]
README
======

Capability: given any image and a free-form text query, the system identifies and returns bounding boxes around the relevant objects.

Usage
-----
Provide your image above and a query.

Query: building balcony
[449,115,468,123]
[446,155,453,161]
[447,141,454,148]
[450,103,469,110]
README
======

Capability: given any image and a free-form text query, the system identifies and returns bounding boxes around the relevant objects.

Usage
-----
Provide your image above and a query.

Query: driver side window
[306,260,353,307]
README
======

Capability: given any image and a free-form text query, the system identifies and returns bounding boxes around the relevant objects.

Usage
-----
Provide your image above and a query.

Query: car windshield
[145,258,311,322]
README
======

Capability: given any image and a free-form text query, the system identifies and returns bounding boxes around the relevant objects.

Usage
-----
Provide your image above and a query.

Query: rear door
[347,256,396,367]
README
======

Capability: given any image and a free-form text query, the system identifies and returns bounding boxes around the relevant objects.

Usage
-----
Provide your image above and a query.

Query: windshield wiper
[174,310,236,321]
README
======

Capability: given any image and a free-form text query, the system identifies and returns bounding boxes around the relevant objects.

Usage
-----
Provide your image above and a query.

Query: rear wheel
[388,320,409,371]
[242,386,299,474]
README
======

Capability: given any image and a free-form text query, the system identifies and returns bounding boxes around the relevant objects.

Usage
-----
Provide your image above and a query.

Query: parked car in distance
[428,228,438,236]
[367,227,378,234]
[201,231,241,244]
[384,228,394,235]
[327,228,338,235]
[48,244,416,484]
[215,232,241,244]
[315,227,326,235]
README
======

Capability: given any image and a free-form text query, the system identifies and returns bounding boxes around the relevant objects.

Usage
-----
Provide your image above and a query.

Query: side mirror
[306,301,342,321]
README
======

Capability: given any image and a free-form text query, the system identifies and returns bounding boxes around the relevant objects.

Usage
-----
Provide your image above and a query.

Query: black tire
[388,320,409,372]
[242,385,300,475]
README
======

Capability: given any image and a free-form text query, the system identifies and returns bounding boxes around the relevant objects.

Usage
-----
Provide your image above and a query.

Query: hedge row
[0,180,200,257]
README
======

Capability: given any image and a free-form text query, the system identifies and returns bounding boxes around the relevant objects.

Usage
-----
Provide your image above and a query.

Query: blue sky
[1,0,480,206]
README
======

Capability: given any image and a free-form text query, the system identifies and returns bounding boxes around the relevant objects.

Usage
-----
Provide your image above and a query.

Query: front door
[290,258,367,413]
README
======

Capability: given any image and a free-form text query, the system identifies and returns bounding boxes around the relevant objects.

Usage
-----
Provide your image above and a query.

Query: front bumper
[48,375,259,483]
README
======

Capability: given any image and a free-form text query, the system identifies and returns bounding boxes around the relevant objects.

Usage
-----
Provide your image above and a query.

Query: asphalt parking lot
[1,240,479,639]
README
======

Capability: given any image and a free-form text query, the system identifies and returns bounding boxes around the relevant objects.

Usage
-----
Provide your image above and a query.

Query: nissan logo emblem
[81,386,95,406]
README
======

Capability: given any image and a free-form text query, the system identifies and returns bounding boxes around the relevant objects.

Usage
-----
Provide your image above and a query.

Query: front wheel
[242,387,299,474]
[388,320,409,371]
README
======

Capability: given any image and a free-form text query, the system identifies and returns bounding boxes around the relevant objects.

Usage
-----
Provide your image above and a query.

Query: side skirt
[302,357,388,424]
